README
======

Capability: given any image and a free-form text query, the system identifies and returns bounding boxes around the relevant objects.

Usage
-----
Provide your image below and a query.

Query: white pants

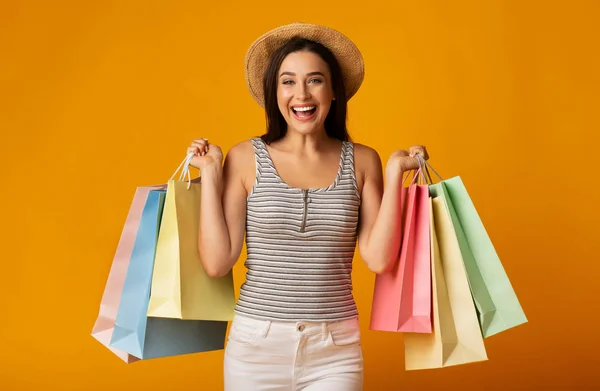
[224,314,364,391]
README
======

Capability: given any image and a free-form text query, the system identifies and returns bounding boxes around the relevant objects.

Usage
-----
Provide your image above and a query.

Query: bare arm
[197,141,254,277]
[355,144,405,274]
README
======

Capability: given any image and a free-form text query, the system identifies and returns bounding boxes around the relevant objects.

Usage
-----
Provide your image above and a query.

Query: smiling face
[276,50,335,136]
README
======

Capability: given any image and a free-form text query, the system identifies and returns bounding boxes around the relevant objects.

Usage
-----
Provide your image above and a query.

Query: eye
[308,78,323,84]
[282,80,294,85]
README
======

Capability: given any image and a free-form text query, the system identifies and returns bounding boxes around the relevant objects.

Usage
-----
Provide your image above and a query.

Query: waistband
[232,313,360,338]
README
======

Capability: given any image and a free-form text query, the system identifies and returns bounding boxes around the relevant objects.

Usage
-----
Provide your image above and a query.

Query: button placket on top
[299,190,310,233]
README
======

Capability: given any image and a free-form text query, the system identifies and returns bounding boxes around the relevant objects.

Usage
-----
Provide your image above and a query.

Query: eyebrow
[279,71,326,78]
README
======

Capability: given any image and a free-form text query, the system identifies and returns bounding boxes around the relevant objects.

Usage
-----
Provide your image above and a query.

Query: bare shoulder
[353,143,383,193]
[225,138,253,158]
[223,139,256,193]
[353,143,382,174]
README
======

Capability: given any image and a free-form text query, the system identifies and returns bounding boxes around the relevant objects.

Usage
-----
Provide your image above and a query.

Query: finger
[192,142,209,155]
[192,138,208,147]
[393,150,410,157]
[190,144,203,156]
[187,146,200,155]
[409,145,427,159]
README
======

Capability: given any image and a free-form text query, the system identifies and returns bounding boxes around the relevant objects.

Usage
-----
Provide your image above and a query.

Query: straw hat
[244,23,365,107]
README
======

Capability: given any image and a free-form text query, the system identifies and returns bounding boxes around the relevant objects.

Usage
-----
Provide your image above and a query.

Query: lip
[291,105,317,121]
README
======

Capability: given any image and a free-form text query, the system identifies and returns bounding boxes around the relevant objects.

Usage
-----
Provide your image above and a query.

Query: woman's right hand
[187,138,224,170]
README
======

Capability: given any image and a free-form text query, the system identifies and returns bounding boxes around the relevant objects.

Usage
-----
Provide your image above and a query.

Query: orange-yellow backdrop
[1,0,599,390]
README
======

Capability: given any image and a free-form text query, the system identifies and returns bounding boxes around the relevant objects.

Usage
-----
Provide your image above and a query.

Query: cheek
[277,88,292,113]
[316,86,334,106]
[317,90,333,116]
[279,87,294,99]
[319,102,332,119]
[321,84,334,100]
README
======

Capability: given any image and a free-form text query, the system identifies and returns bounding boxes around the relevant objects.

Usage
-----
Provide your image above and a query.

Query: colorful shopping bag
[406,183,433,332]
[147,154,235,321]
[370,170,432,333]
[110,189,228,359]
[427,167,527,338]
[404,197,488,370]
[91,185,164,363]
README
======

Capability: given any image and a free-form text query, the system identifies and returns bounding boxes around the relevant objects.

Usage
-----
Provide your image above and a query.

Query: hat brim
[244,23,364,108]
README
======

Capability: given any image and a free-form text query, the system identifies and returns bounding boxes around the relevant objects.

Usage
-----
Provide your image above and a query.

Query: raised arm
[355,143,428,274]
[189,139,254,277]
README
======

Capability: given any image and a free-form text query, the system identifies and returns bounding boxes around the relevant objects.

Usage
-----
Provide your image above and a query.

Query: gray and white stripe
[234,137,361,322]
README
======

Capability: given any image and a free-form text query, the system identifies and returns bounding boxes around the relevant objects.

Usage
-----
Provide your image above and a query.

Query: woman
[187,23,429,390]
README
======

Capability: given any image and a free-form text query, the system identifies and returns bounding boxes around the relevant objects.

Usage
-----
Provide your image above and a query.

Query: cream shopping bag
[404,197,488,370]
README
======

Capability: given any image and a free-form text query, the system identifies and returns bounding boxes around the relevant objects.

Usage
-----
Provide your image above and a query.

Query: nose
[295,82,311,100]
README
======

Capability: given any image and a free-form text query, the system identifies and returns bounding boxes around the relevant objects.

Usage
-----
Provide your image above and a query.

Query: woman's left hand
[385,145,430,181]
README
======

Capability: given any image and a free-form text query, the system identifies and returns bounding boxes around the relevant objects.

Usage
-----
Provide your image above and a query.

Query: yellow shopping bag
[404,197,487,370]
[147,154,235,321]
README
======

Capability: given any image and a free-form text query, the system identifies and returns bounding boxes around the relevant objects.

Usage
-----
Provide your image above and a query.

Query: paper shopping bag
[429,177,527,337]
[404,197,457,369]
[110,189,227,359]
[403,183,432,332]
[370,182,432,333]
[91,185,164,363]
[147,155,235,321]
[404,196,488,369]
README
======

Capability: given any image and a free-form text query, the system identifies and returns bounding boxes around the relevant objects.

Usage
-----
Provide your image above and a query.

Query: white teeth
[293,106,315,112]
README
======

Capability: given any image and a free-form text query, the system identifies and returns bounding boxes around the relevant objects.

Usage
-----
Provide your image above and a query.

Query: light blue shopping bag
[110,189,227,359]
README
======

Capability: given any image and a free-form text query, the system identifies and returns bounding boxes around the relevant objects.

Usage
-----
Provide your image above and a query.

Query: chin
[289,123,324,135]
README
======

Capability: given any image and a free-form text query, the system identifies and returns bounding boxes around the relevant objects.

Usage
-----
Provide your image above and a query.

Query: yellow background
[1,0,598,390]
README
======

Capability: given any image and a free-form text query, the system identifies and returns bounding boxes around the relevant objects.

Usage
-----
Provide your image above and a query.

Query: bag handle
[402,166,422,186]
[401,155,429,186]
[396,154,444,186]
[419,155,443,183]
[169,152,197,189]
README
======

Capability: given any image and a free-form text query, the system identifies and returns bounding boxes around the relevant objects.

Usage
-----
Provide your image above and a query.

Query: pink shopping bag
[370,175,432,333]
[91,185,164,363]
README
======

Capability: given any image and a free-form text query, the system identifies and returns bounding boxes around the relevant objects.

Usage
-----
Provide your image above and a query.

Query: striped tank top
[234,137,361,322]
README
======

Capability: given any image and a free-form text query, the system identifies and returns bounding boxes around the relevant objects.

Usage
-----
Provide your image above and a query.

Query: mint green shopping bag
[424,161,527,338]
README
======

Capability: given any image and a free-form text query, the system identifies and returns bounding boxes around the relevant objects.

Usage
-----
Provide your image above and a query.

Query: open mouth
[292,105,317,120]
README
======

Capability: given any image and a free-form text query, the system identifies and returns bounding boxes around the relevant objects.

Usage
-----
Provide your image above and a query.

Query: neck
[276,128,338,156]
